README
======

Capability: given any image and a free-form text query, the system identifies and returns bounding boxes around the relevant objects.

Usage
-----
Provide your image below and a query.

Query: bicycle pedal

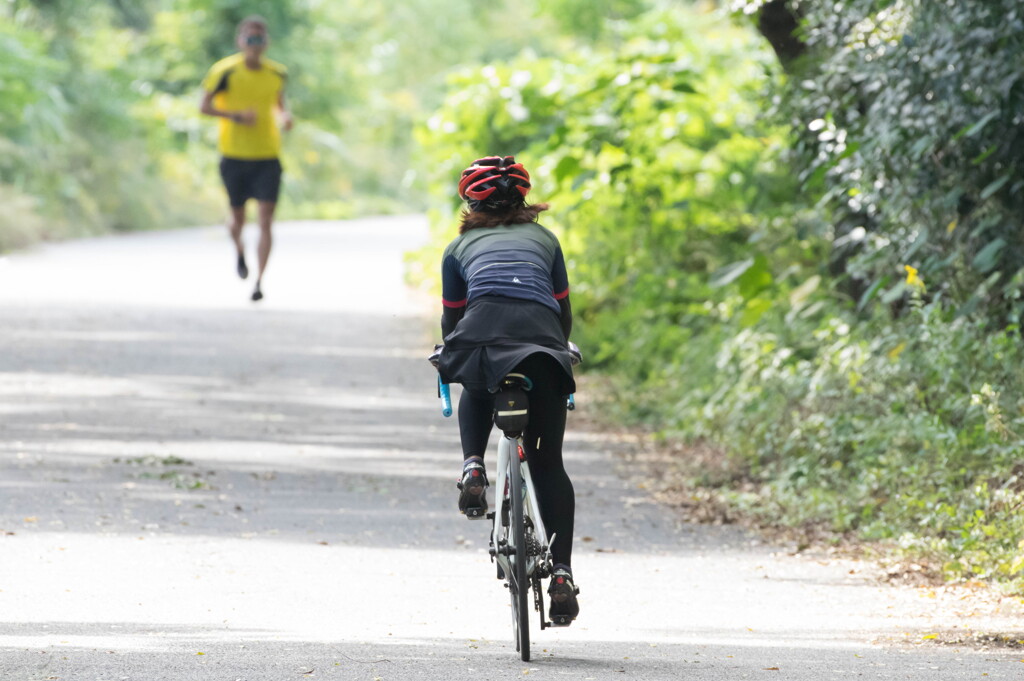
[549,615,574,627]
[463,507,487,519]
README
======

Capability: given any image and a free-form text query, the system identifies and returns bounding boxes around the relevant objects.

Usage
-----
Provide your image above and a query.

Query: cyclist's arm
[441,306,464,338]
[552,245,572,340]
[441,252,467,338]
[558,296,572,341]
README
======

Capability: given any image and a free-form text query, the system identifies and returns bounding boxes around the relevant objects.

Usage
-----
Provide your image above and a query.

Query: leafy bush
[681,288,1024,582]
[760,0,1024,320]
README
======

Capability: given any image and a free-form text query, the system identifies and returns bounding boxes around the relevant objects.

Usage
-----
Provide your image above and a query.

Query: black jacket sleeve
[558,296,572,341]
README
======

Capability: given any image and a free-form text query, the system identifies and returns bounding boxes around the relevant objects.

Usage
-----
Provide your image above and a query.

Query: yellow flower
[904,265,925,291]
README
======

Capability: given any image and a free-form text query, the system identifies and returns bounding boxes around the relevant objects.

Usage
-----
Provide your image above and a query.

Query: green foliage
[678,294,1024,583]
[536,0,648,40]
[773,0,1024,321]
[0,5,218,251]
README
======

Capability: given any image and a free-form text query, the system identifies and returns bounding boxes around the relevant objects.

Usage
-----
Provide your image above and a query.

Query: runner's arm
[199,90,254,124]
[277,92,294,131]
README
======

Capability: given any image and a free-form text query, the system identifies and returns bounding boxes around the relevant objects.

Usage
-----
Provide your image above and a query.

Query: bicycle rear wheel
[509,456,530,661]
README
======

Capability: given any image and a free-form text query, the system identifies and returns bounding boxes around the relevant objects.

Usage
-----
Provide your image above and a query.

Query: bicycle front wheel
[509,454,530,661]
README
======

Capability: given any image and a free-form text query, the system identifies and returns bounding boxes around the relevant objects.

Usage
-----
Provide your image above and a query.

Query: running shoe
[548,568,580,626]
[457,461,488,519]
[237,253,249,280]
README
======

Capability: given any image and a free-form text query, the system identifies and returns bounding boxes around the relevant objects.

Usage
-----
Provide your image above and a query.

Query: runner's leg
[219,157,249,279]
[229,205,247,277]
[255,200,275,278]
[252,200,275,300]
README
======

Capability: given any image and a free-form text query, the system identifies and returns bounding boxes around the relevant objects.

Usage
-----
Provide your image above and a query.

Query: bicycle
[430,345,580,661]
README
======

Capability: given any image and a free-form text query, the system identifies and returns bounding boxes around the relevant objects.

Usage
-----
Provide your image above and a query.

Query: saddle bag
[493,385,530,434]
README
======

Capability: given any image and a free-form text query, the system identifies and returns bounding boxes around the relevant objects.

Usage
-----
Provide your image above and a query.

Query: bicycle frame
[490,433,553,587]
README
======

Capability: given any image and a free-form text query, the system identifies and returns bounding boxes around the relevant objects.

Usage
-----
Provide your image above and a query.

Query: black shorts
[219,157,283,207]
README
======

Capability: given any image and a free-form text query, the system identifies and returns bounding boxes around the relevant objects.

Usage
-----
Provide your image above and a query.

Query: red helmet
[458,156,531,211]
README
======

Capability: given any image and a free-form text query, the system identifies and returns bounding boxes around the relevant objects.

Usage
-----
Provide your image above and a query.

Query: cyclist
[436,156,580,625]
[200,15,293,302]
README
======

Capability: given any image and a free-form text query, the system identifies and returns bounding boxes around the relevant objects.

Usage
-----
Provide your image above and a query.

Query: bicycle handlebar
[438,375,453,418]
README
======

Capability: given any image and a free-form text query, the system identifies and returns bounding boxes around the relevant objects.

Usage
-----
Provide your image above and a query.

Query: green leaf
[857,277,887,311]
[980,174,1011,201]
[972,238,1006,273]
[596,143,628,173]
[737,255,772,300]
[709,258,754,288]
[881,283,908,304]
[903,229,929,260]
[740,297,772,327]
[571,170,596,190]
[788,275,820,309]
[955,110,999,140]
[553,155,581,184]
[971,144,998,165]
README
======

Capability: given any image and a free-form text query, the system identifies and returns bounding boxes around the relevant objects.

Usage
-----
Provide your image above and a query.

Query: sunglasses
[245,34,266,46]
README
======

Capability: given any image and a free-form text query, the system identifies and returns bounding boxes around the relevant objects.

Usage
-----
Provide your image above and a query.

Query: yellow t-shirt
[202,53,287,160]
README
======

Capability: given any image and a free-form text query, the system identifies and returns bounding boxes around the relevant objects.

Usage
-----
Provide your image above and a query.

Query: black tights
[458,354,575,568]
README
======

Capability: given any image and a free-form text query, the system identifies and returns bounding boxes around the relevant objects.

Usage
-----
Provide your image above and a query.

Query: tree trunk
[756,0,807,73]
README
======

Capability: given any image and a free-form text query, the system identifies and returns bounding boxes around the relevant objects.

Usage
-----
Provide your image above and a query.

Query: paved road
[0,218,1021,680]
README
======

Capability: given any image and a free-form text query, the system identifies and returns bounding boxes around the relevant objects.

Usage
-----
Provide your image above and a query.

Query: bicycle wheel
[509,456,530,661]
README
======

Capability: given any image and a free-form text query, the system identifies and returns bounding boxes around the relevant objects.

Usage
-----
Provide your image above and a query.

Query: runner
[200,15,293,302]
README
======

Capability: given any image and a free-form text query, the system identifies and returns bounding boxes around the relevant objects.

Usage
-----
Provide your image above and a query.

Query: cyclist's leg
[517,353,580,623]
[517,354,574,567]
[456,387,494,515]
[458,387,494,461]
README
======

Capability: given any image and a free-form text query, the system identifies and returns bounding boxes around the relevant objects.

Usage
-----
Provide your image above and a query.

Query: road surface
[0,217,1021,680]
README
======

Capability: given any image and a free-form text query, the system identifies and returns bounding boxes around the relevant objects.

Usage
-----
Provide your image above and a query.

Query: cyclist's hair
[237,15,269,35]
[458,156,548,233]
[460,204,549,234]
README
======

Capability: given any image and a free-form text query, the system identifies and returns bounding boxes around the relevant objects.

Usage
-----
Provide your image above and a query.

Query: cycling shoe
[457,461,488,519]
[547,568,580,626]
